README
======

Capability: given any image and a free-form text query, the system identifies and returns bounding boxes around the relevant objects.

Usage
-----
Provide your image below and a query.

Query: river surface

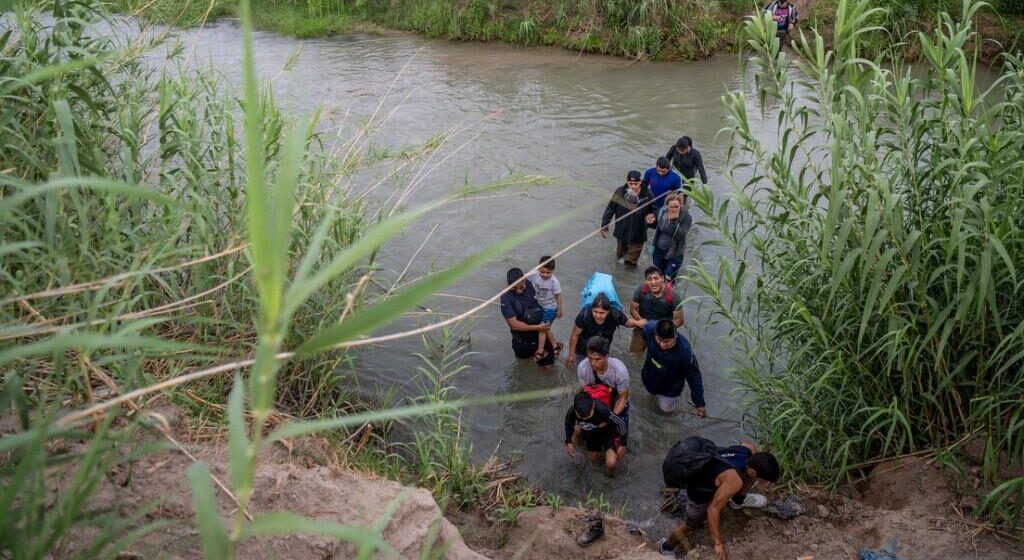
[170,20,783,524]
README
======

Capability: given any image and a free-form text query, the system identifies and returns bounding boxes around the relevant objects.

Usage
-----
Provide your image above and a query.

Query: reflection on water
[171,21,768,521]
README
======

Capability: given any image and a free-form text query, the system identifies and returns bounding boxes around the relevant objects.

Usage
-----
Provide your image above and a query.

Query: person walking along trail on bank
[601,170,654,267]
[641,319,706,415]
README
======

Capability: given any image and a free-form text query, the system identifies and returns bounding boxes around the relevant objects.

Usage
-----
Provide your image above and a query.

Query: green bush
[690,0,1024,531]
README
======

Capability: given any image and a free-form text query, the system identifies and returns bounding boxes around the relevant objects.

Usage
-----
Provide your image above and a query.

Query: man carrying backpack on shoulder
[630,266,685,354]
[658,437,781,559]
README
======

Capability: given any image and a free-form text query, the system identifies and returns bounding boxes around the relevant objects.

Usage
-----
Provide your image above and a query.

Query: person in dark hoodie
[641,318,706,415]
[601,170,654,267]
[665,136,709,187]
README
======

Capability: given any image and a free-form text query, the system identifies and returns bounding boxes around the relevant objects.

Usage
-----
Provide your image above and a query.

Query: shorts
[541,307,558,324]
[656,394,680,412]
[582,428,618,453]
[511,335,554,366]
[681,494,710,528]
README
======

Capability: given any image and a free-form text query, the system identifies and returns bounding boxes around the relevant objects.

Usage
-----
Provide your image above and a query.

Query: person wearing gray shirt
[576,336,631,454]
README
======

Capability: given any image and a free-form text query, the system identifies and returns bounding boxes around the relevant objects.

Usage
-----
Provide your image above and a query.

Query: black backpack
[662,436,728,489]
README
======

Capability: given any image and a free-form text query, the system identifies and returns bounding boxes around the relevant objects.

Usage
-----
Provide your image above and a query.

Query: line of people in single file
[497,136,780,559]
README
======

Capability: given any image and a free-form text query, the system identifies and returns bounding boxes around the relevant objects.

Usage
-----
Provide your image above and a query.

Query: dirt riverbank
[21,409,1019,559]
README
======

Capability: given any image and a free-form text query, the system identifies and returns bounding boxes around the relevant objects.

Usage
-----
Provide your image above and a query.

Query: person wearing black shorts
[564,391,627,477]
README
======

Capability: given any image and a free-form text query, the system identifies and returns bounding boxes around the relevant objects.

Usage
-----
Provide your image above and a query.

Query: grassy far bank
[114,0,1024,60]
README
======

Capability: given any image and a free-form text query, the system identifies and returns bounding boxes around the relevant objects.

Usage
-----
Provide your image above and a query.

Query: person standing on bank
[641,319,706,415]
[645,192,692,282]
[630,266,684,354]
[565,293,646,368]
[665,136,708,189]
[644,156,683,210]
[601,170,654,268]
[499,267,555,367]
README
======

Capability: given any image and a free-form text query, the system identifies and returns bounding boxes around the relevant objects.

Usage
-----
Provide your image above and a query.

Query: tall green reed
[2,0,568,555]
[688,0,1024,531]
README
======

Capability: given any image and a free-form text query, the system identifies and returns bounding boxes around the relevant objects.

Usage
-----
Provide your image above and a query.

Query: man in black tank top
[659,442,781,559]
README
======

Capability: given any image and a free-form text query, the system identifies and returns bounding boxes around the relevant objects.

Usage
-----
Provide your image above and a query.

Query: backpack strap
[640,283,673,307]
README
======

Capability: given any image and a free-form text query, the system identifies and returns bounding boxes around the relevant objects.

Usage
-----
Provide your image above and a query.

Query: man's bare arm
[708,471,744,549]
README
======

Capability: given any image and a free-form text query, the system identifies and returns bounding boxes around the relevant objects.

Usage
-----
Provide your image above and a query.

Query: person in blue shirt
[641,319,706,415]
[644,156,683,210]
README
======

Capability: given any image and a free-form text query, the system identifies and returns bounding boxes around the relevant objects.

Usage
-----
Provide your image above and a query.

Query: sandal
[534,349,549,362]
[553,343,564,357]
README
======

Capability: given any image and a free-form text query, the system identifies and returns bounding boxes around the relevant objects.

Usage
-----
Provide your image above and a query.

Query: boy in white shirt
[529,255,564,362]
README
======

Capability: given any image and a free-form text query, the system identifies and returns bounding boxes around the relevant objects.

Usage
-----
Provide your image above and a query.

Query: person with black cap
[601,170,654,267]
[500,267,556,366]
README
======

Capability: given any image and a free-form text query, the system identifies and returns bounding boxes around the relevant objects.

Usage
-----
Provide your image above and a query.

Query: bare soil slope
[23,410,1020,560]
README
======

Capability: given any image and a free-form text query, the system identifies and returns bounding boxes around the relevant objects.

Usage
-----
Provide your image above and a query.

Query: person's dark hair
[676,136,692,149]
[748,452,781,482]
[506,267,524,285]
[656,156,671,169]
[644,265,663,279]
[591,293,612,311]
[539,255,555,270]
[574,391,595,416]
[655,318,676,339]
[585,335,610,356]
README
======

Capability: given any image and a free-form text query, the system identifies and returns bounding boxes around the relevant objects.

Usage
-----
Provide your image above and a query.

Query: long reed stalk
[689,0,1024,532]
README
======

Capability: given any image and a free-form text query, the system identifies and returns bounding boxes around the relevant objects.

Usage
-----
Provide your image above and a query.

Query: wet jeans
[652,247,682,280]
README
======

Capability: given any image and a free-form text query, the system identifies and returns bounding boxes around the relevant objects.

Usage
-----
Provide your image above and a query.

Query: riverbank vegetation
[690,0,1024,536]
[113,0,1023,61]
[0,0,558,556]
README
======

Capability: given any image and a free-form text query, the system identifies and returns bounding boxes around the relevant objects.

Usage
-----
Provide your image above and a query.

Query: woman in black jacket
[601,170,654,267]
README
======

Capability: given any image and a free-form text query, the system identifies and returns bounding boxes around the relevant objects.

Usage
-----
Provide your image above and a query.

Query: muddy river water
[173,21,787,523]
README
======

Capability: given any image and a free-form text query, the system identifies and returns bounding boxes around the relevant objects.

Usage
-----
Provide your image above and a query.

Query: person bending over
[576,335,631,455]
[564,390,627,477]
[659,439,781,559]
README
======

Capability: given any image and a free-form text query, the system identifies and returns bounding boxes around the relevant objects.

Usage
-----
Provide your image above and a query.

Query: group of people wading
[499,136,781,559]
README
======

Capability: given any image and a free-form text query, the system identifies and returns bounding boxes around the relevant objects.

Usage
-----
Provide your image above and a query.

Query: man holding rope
[601,170,655,267]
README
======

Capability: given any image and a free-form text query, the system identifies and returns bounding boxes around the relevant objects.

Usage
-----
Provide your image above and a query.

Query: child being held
[529,255,564,362]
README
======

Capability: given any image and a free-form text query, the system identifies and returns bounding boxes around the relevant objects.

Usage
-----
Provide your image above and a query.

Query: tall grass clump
[688,0,1024,531]
[2,0,564,555]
